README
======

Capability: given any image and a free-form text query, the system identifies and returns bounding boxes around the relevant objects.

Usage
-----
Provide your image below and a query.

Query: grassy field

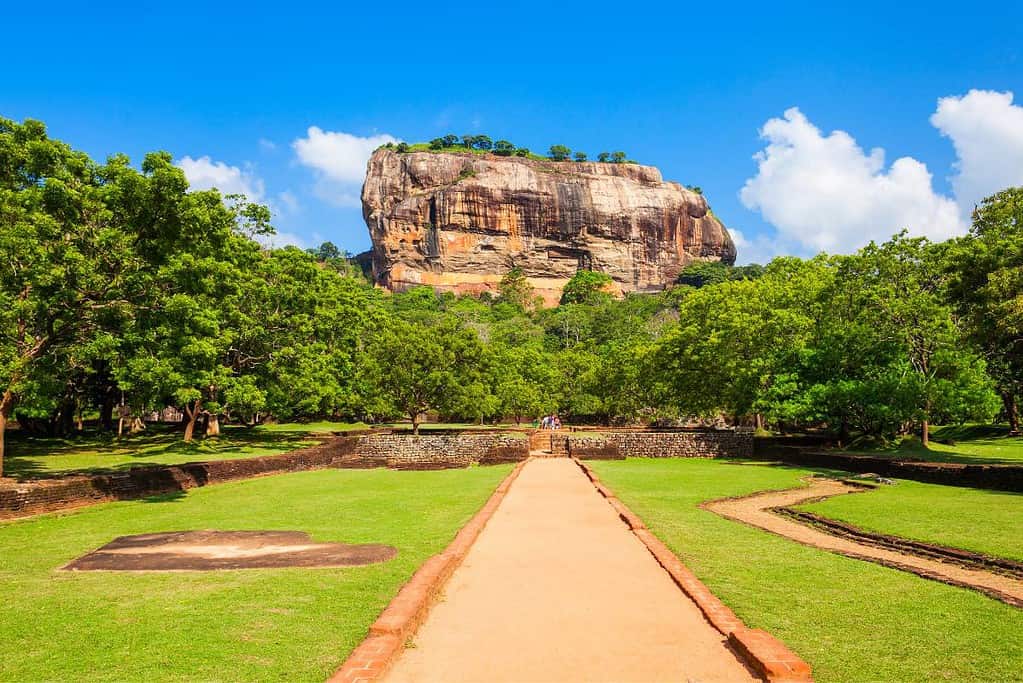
[799,478,1023,561]
[589,458,1023,683]
[2,425,334,479]
[844,424,1023,464]
[251,421,367,434]
[0,464,511,681]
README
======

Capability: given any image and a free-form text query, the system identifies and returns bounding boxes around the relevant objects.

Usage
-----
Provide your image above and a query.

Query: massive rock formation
[362,148,736,305]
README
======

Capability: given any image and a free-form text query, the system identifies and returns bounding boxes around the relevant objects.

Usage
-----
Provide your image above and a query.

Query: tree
[496,268,535,311]
[441,134,459,148]
[560,271,613,305]
[685,184,703,195]
[308,241,342,261]
[597,152,610,162]
[548,145,572,161]
[610,151,627,163]
[840,235,998,445]
[0,120,164,471]
[656,259,827,425]
[676,261,764,288]
[395,142,410,153]
[943,187,1023,433]
[428,138,445,150]
[471,135,493,151]
[362,314,483,433]
[515,148,530,157]
[461,135,475,148]
[574,152,587,162]
[493,140,516,156]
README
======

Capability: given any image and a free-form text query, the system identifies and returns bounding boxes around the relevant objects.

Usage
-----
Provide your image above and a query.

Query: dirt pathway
[385,458,756,683]
[705,479,1023,608]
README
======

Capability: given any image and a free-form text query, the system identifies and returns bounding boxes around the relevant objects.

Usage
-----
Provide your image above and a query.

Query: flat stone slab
[63,530,397,571]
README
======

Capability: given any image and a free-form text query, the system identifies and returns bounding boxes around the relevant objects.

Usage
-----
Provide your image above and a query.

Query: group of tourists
[537,414,562,430]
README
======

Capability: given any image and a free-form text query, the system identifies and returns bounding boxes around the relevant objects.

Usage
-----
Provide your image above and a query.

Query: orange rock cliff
[361,148,737,305]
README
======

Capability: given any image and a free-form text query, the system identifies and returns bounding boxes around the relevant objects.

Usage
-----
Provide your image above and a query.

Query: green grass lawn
[844,424,1023,464]
[251,421,368,434]
[2,425,330,479]
[0,464,510,682]
[799,478,1023,561]
[588,458,1023,683]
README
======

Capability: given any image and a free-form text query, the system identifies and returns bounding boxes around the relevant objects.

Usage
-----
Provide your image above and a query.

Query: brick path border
[573,458,813,683]
[327,459,528,683]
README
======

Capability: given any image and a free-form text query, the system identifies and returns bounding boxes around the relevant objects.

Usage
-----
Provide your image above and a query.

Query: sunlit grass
[0,465,510,681]
[590,458,1023,682]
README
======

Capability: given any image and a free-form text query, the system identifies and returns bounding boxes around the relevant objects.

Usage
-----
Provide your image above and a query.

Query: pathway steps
[385,458,756,683]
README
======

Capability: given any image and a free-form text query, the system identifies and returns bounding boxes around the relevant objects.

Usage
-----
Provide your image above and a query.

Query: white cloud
[728,228,794,266]
[177,155,266,204]
[177,156,309,250]
[277,190,300,213]
[739,108,965,255]
[292,127,398,208]
[931,89,1023,216]
[292,127,398,184]
[258,137,277,151]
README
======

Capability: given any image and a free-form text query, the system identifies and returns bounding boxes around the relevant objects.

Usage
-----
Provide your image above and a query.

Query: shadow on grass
[3,425,318,481]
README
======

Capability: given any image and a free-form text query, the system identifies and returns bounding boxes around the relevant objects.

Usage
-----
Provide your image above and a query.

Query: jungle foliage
[1,117,1019,470]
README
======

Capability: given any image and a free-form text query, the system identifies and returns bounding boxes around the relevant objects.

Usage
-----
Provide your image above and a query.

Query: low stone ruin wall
[0,432,531,519]
[567,429,754,460]
[0,437,360,520]
[338,433,529,470]
[566,437,624,460]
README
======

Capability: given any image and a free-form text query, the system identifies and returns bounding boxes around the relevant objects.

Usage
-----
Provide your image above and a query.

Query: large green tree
[0,119,144,472]
[362,314,484,433]
[943,187,1023,433]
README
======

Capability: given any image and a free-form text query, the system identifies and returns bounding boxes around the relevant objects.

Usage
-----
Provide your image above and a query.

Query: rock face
[362,149,736,304]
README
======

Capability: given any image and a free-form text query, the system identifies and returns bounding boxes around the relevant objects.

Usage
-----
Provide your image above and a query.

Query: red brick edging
[573,458,813,683]
[327,459,528,683]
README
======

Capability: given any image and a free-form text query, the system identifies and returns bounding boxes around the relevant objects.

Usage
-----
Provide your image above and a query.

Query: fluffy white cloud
[740,108,965,255]
[293,127,398,184]
[931,89,1023,215]
[177,155,266,203]
[728,228,794,266]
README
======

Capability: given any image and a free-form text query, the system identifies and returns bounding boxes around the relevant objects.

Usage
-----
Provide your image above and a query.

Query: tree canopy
[3,114,1022,472]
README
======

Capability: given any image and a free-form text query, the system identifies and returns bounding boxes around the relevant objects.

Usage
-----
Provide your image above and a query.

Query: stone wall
[566,436,623,460]
[0,437,359,519]
[341,433,529,470]
[0,432,530,519]
[569,430,754,459]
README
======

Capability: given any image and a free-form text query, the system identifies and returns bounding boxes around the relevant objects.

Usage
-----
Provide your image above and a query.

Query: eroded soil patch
[704,479,1023,608]
[63,530,397,571]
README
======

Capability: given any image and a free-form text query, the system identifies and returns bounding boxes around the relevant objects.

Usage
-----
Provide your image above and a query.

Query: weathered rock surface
[362,149,736,304]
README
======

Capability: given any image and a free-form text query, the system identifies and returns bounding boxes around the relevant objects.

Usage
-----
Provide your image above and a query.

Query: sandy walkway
[705,479,1023,607]
[386,458,755,683]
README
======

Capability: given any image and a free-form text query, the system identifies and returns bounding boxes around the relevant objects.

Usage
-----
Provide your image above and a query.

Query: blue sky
[4,1,1023,263]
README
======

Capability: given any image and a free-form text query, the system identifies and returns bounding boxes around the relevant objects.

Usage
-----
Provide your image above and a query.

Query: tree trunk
[130,417,146,434]
[0,390,15,478]
[206,413,221,437]
[100,394,115,432]
[755,413,764,431]
[1003,392,1020,436]
[184,400,202,443]
[921,419,930,448]
[411,412,420,435]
